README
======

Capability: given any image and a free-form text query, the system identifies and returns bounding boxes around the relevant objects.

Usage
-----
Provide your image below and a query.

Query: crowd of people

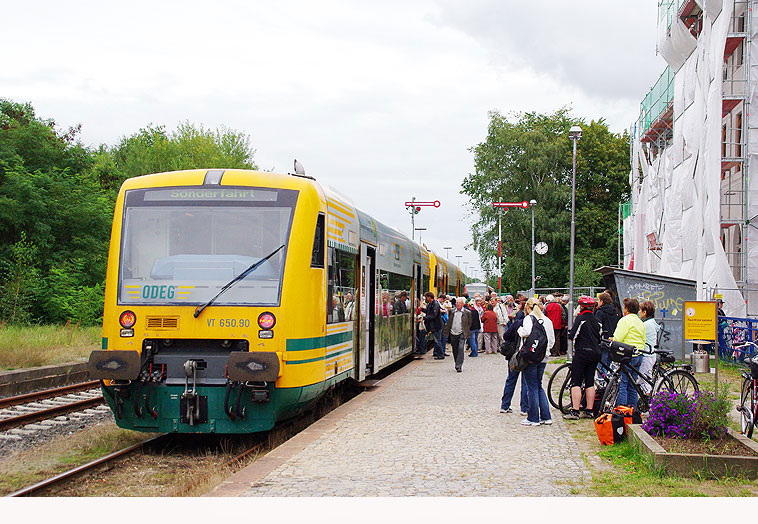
[416,289,661,428]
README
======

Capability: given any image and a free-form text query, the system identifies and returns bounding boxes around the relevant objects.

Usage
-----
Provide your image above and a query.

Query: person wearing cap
[564,296,602,420]
[716,299,725,317]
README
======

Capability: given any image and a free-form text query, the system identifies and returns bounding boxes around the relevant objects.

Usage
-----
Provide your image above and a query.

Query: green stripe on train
[285,330,353,352]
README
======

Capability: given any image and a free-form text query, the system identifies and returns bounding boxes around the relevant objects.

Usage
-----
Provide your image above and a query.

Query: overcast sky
[1,1,664,284]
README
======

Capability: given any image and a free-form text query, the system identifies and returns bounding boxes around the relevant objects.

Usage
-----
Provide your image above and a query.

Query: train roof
[117,169,467,279]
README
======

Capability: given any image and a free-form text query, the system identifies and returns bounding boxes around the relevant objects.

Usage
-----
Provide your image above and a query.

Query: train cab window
[311,213,325,268]
[327,248,356,324]
[118,186,297,307]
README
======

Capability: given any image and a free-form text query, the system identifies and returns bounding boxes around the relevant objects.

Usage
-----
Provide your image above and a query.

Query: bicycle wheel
[739,377,755,438]
[663,369,699,396]
[547,363,571,410]
[652,374,675,395]
[558,379,576,415]
[599,376,620,414]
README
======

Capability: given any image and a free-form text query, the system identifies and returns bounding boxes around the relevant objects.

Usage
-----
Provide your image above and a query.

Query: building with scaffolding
[625,0,753,316]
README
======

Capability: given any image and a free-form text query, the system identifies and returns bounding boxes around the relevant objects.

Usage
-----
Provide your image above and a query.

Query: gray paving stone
[242,354,589,497]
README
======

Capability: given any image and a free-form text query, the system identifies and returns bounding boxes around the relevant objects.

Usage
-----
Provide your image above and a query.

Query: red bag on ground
[594,412,626,445]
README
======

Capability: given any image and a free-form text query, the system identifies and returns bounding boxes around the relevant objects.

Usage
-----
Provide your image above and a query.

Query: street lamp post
[530,199,537,296]
[568,125,582,350]
[414,227,426,244]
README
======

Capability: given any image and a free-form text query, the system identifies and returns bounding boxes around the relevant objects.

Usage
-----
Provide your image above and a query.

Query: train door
[359,245,376,379]
[414,263,422,352]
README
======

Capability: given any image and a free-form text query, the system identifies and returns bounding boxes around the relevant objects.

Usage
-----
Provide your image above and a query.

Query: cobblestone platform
[213,353,589,497]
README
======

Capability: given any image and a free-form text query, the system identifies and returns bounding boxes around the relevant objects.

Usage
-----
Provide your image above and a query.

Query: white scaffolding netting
[628,0,748,317]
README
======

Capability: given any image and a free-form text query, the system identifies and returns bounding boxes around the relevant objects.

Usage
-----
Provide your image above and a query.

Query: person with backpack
[517,298,555,426]
[499,298,528,415]
[563,296,602,420]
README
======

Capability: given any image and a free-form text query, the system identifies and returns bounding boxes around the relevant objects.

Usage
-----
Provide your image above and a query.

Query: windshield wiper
[193,244,286,318]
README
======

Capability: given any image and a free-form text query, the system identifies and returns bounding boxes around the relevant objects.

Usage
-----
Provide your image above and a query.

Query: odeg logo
[142,285,176,300]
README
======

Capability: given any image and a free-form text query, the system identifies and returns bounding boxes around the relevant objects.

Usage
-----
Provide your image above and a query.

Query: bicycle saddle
[654,350,676,363]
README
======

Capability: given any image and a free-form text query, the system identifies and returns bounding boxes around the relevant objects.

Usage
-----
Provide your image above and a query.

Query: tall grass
[0,324,101,370]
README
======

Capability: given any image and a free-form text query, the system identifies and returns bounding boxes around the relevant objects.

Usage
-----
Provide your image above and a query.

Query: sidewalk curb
[0,362,88,397]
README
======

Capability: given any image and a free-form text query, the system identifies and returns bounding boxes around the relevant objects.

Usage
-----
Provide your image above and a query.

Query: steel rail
[0,396,104,432]
[7,435,168,497]
[0,381,100,410]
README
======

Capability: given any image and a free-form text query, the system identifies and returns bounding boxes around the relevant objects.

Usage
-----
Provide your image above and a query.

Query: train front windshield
[118,187,297,307]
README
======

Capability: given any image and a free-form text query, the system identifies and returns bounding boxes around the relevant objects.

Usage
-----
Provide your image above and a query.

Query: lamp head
[529,199,537,206]
[569,125,582,140]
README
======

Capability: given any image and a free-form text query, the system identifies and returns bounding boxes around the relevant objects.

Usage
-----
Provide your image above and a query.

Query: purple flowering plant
[642,388,729,440]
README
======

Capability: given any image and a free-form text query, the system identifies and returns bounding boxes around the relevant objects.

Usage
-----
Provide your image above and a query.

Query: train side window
[311,213,325,268]
[328,248,356,324]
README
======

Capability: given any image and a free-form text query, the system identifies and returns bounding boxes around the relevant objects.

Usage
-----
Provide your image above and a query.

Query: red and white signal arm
[405,200,440,208]
[492,201,530,209]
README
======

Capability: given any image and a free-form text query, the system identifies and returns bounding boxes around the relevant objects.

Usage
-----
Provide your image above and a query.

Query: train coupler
[180,360,207,425]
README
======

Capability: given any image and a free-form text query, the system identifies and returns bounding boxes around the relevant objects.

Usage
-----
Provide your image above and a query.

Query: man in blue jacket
[423,292,445,359]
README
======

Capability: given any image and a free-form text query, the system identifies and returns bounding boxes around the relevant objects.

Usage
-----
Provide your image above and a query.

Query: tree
[462,109,629,293]
[0,99,262,324]
[95,122,258,191]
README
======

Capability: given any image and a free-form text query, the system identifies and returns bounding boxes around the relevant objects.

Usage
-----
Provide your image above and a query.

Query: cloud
[0,0,663,276]
[431,0,666,101]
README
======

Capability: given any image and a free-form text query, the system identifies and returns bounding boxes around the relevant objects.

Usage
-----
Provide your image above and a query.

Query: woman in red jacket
[481,304,499,354]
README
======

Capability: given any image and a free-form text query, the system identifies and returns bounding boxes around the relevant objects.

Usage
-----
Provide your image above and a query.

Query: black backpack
[521,317,548,364]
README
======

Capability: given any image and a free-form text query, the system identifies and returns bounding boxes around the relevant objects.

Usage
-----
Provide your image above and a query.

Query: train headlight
[257,312,276,330]
[119,310,137,329]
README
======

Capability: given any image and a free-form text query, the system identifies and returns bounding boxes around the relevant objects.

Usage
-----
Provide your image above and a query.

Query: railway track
[7,434,264,497]
[7,434,169,497]
[0,381,105,434]
[3,355,408,496]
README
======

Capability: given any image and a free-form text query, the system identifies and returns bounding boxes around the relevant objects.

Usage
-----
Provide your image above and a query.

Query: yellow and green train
[88,168,467,433]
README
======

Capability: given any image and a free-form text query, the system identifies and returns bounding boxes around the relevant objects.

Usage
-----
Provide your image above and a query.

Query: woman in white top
[638,300,659,395]
[517,298,555,426]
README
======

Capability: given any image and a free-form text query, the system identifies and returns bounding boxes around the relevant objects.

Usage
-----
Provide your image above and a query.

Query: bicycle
[735,341,758,437]
[597,339,699,413]
[547,357,612,415]
[549,318,671,414]
[547,362,572,411]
